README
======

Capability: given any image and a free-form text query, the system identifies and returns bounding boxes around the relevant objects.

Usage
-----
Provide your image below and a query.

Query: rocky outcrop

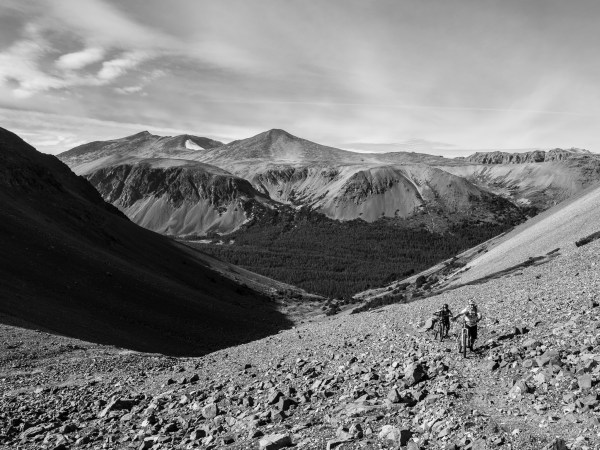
[463,148,590,164]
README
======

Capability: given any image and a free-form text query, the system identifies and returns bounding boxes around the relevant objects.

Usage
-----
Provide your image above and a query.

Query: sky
[0,0,599,155]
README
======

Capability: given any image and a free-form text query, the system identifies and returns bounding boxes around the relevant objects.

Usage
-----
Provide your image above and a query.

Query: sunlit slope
[451,183,600,285]
[60,131,223,174]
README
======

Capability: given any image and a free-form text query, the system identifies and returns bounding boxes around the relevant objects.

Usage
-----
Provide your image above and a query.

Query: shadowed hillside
[0,127,292,356]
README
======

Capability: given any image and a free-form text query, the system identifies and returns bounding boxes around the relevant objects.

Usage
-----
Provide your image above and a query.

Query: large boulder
[508,380,531,399]
[404,363,426,386]
[387,388,401,403]
[201,403,219,419]
[535,350,562,367]
[543,439,568,450]
[578,374,593,391]
[417,318,435,333]
[259,433,292,450]
[98,396,139,418]
[378,425,413,446]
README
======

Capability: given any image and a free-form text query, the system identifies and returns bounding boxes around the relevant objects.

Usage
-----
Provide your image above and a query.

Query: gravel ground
[1,235,599,450]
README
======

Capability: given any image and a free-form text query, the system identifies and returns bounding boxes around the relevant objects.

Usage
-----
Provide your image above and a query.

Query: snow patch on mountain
[185,139,205,150]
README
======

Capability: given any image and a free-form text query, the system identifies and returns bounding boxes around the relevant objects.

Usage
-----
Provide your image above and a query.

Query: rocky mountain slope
[189,130,514,223]
[60,130,600,231]
[60,132,280,236]
[356,182,600,309]
[447,182,600,286]
[246,164,516,222]
[2,190,599,449]
[440,150,600,212]
[85,160,276,237]
[0,126,314,356]
[462,148,590,164]
[60,129,524,228]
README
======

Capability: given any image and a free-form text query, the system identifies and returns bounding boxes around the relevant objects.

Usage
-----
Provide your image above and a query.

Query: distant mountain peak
[128,130,154,139]
[260,128,296,142]
[266,128,292,136]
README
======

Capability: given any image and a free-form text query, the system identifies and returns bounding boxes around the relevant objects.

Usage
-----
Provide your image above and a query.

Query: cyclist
[433,304,453,338]
[453,300,482,350]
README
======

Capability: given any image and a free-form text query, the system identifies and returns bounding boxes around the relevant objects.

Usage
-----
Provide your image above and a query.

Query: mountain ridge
[58,128,600,240]
[462,148,591,164]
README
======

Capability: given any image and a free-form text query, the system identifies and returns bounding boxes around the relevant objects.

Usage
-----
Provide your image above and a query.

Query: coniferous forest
[186,209,520,298]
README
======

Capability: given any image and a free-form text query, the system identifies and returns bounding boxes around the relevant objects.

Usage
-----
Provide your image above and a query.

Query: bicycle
[457,322,472,358]
[433,317,448,342]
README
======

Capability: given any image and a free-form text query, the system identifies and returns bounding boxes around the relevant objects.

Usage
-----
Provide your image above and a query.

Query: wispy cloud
[1,0,599,152]
[43,0,178,49]
[56,47,105,70]
[0,22,153,98]
[115,85,144,95]
[97,51,150,81]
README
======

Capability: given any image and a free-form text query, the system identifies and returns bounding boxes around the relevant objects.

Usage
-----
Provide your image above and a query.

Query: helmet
[443,304,449,310]
[469,300,477,310]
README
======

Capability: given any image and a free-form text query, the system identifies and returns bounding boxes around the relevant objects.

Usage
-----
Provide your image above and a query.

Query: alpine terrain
[0,126,319,356]
[59,129,600,298]
[2,164,600,449]
[4,1,600,450]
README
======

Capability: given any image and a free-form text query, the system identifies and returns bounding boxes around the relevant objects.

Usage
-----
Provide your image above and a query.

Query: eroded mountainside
[86,161,276,236]
[60,132,281,236]
[0,127,305,355]
[59,129,526,229]
[441,150,600,212]
[462,148,590,164]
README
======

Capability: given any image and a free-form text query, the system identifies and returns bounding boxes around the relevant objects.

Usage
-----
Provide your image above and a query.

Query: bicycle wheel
[462,329,467,358]
[439,322,445,342]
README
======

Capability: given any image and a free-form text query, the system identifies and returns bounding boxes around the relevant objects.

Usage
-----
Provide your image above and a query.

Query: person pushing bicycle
[452,300,482,350]
[433,304,453,338]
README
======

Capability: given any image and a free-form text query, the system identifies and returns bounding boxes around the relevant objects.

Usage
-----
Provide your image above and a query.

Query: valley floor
[1,237,600,449]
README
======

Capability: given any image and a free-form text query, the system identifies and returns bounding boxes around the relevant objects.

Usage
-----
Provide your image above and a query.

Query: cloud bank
[0,0,598,154]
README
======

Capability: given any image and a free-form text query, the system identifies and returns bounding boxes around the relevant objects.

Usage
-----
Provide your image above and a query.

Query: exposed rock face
[463,148,590,164]
[250,164,519,222]
[86,162,273,236]
[439,155,600,212]
[59,132,282,236]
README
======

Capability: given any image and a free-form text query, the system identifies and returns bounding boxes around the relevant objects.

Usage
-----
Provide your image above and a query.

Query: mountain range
[52,128,599,298]
[60,128,599,237]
